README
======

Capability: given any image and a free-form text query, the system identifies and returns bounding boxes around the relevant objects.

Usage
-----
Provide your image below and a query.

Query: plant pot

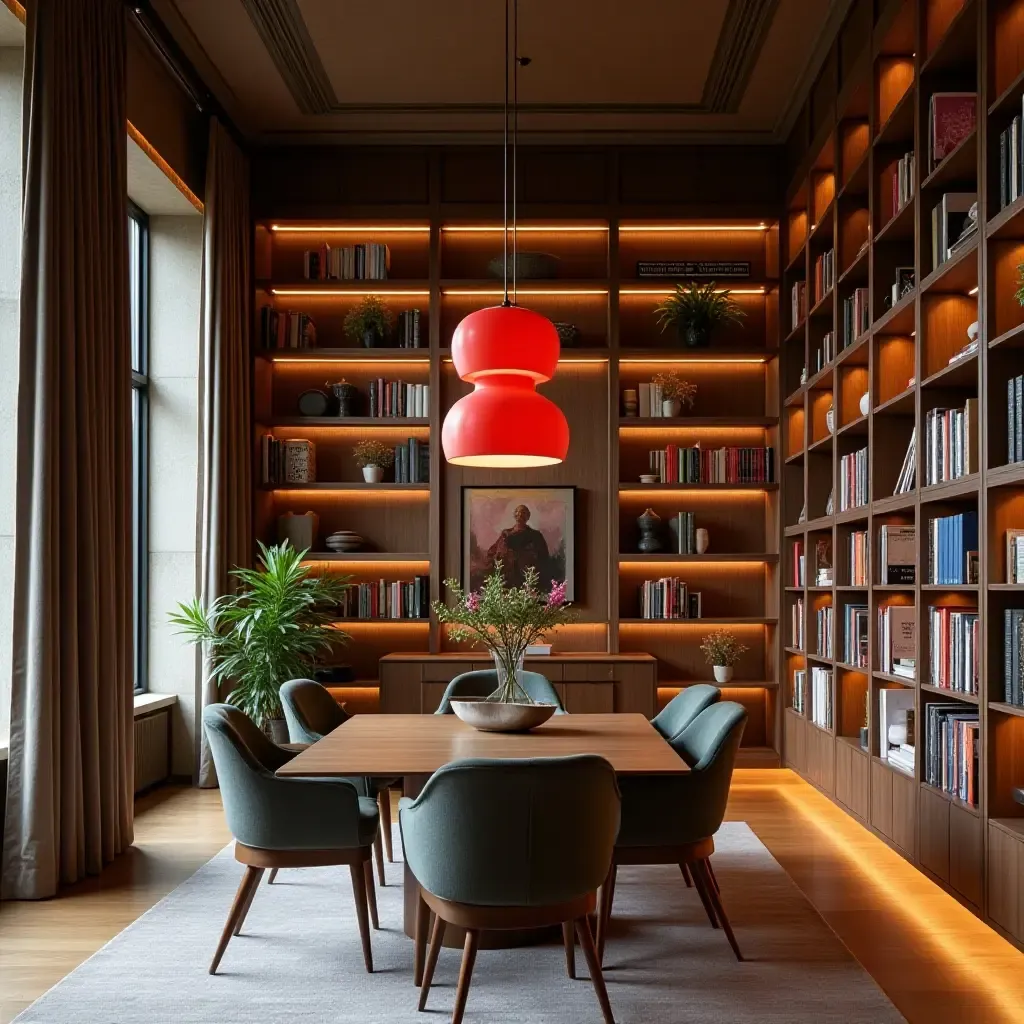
[362,465,384,483]
[662,398,682,417]
[362,326,383,349]
[682,322,711,348]
[264,718,289,745]
[450,699,557,733]
[713,665,733,684]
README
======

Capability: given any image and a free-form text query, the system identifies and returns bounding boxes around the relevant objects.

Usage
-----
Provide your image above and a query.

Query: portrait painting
[461,487,576,600]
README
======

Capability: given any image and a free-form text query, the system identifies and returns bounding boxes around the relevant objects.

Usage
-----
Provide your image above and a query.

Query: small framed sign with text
[636,260,752,278]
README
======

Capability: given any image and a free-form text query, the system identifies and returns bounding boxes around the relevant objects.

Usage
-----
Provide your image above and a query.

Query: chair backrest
[280,677,349,743]
[400,756,619,907]
[650,683,720,742]
[433,669,566,715]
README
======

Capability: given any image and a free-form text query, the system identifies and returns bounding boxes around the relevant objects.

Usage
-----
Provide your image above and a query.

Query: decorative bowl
[450,699,557,733]
[487,252,560,280]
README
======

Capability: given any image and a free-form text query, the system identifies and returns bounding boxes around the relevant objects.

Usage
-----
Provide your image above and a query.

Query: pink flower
[546,580,567,608]
[466,592,480,612]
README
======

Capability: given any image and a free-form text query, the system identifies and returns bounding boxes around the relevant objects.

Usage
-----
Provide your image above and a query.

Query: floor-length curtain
[196,118,252,788]
[2,0,134,899]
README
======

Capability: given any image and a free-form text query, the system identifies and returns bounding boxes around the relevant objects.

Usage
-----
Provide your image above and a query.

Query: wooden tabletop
[277,713,687,777]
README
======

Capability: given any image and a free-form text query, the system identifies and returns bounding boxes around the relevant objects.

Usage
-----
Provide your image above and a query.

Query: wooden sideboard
[379,652,658,718]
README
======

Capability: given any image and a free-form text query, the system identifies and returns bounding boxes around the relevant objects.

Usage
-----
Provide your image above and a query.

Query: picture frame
[461,486,576,600]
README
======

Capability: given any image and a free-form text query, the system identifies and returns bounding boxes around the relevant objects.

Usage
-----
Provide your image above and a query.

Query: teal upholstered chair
[400,756,619,1024]
[598,702,747,964]
[433,669,566,714]
[202,703,380,974]
[279,677,400,880]
[650,683,720,743]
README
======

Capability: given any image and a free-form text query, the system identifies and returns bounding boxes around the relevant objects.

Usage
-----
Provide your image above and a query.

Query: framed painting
[461,486,576,600]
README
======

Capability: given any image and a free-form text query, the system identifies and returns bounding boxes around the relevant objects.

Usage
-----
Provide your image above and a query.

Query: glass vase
[488,648,534,704]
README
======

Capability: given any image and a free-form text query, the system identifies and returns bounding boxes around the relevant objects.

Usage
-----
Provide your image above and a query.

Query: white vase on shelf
[713,665,733,684]
[362,465,384,484]
[696,528,709,554]
[662,398,682,417]
[859,392,870,416]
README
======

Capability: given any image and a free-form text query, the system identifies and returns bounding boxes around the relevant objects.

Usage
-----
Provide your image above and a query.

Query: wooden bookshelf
[251,213,782,760]
[781,0,1024,949]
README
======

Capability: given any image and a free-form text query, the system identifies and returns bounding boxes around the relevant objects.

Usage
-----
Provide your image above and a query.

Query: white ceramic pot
[662,398,682,417]
[713,665,734,684]
[859,392,870,416]
[825,407,835,434]
[362,464,384,484]
[450,699,557,733]
[696,528,709,555]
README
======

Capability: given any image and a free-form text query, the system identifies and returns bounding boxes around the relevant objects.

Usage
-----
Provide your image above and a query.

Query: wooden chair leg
[688,859,720,929]
[706,857,720,893]
[266,867,279,884]
[363,859,380,930]
[697,859,742,961]
[379,789,394,863]
[596,862,617,963]
[209,865,261,975]
[451,928,479,1024]
[232,866,265,936]
[562,920,576,979]
[373,829,386,887]
[414,887,430,986]
[575,915,616,1024]
[679,862,693,887]
[348,861,374,973]
[418,912,446,1011]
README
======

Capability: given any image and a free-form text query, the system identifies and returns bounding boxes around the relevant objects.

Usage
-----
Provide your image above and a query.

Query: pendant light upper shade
[442,305,570,468]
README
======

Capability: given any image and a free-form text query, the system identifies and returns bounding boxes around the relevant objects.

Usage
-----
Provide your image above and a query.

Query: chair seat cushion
[358,796,380,846]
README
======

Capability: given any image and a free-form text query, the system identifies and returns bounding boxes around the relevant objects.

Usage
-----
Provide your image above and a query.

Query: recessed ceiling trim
[702,0,780,113]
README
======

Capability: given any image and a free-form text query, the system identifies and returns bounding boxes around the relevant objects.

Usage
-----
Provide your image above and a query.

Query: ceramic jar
[637,508,664,553]
[283,439,316,484]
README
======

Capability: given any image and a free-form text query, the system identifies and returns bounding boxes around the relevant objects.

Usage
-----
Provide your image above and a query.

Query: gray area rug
[15,822,903,1023]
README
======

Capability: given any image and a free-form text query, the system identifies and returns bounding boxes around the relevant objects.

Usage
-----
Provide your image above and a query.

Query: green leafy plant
[343,295,394,343]
[1016,263,1024,306]
[169,542,349,727]
[700,629,748,667]
[651,371,697,408]
[353,439,395,468]
[655,281,746,346]
[433,562,575,703]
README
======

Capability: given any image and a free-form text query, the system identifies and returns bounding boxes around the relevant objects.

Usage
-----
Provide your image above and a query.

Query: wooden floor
[1,769,1023,1023]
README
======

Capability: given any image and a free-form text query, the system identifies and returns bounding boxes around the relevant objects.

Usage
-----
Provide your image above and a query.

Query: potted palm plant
[700,629,749,684]
[344,295,394,348]
[655,281,746,348]
[169,542,349,739]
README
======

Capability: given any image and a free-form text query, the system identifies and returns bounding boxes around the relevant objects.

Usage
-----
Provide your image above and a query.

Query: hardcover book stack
[998,95,1024,209]
[392,439,430,484]
[924,704,980,807]
[841,288,869,348]
[879,604,916,678]
[810,667,833,730]
[367,379,430,418]
[924,399,978,484]
[890,151,915,216]
[791,280,806,330]
[816,604,834,658]
[928,606,979,694]
[338,576,430,619]
[930,192,977,271]
[792,596,805,650]
[303,242,391,281]
[1007,373,1023,463]
[847,529,867,586]
[814,248,834,304]
[926,511,978,585]
[842,603,869,668]
[839,446,868,511]
[637,577,702,619]
[259,436,315,486]
[395,309,424,348]
[647,445,775,484]
[259,308,317,350]
[880,688,915,774]
[792,669,806,714]
[1003,609,1024,706]
[879,524,915,583]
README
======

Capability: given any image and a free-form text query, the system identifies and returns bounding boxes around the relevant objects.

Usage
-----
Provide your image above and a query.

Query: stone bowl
[450,699,557,733]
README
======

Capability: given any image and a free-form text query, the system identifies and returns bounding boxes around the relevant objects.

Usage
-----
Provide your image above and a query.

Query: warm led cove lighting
[619,357,769,365]
[619,224,770,232]
[442,225,608,233]
[443,288,608,297]
[620,287,765,296]
[271,358,430,365]
[270,224,429,233]
[271,288,430,297]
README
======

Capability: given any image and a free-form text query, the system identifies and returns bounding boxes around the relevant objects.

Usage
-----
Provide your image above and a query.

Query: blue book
[953,513,962,585]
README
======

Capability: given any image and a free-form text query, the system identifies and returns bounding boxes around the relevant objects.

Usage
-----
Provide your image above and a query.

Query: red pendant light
[441,0,570,469]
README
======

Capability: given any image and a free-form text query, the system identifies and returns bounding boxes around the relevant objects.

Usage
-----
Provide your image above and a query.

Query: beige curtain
[2,0,134,899]
[196,118,252,788]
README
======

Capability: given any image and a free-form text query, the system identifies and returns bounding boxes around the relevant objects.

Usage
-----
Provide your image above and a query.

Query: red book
[930,93,976,167]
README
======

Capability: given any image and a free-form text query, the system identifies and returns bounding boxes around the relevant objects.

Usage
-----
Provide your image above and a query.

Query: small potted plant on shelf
[700,629,749,684]
[651,370,697,417]
[655,281,746,348]
[432,561,575,732]
[353,439,394,483]
[344,295,394,348]
[168,541,349,741]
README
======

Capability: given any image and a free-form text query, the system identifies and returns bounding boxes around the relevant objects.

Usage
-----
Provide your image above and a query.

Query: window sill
[134,693,178,717]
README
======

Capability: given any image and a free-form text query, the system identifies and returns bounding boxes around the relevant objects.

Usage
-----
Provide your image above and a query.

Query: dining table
[278,712,688,979]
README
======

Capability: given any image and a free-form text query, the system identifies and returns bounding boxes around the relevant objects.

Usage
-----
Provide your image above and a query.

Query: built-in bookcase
[782,0,1024,949]
[252,217,782,759]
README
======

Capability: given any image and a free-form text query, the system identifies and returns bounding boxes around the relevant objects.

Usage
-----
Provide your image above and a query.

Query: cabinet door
[890,769,917,859]
[919,784,950,881]
[421,681,448,715]
[849,747,869,821]
[988,823,1022,940]
[614,664,656,717]
[563,682,614,714]
[380,663,421,714]
[948,802,983,908]
[870,760,893,839]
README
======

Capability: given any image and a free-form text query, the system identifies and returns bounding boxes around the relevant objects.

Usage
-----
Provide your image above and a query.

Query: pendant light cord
[502,0,509,306]
[512,0,518,305]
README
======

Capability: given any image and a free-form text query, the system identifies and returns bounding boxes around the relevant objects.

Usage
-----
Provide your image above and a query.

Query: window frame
[129,200,150,695]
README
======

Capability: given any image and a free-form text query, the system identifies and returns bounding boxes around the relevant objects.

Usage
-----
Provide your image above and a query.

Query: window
[129,202,149,694]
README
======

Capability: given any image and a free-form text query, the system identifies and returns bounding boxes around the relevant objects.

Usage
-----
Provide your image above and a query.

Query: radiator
[134,709,171,794]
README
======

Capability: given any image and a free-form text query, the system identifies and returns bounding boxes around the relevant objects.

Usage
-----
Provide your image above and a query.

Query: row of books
[929,607,979,695]
[924,400,978,486]
[646,446,775,484]
[841,288,869,348]
[842,603,869,668]
[816,605,834,659]
[791,280,806,331]
[259,308,317,350]
[1008,374,1023,464]
[847,530,867,586]
[839,446,868,511]
[924,704,979,807]
[792,539,805,587]
[671,511,699,555]
[338,577,429,620]
[303,243,391,281]
[997,96,1024,210]
[792,669,806,714]
[880,688,915,774]
[791,597,804,650]
[890,151,915,218]
[815,330,836,371]
[367,380,430,419]
[259,435,314,485]
[630,381,674,418]
[926,511,978,585]
[636,578,703,619]
[879,604,915,678]
[930,192,976,271]
[394,309,425,348]
[894,428,916,495]
[1008,529,1024,584]
[1004,609,1024,706]
[813,248,834,304]
[810,667,833,730]
[392,439,430,484]
[879,525,915,583]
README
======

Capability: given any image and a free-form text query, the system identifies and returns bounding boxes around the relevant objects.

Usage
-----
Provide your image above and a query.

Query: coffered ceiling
[153,0,848,144]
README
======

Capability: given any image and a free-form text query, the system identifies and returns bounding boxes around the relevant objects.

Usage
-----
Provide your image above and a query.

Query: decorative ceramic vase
[277,510,318,551]
[825,407,835,434]
[859,392,870,416]
[362,465,384,484]
[623,389,638,417]
[283,439,316,483]
[696,528,710,555]
[713,665,733,683]
[682,322,710,348]
[637,508,664,553]
[662,398,682,417]
[329,380,358,417]
[362,326,383,349]
[967,321,979,343]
